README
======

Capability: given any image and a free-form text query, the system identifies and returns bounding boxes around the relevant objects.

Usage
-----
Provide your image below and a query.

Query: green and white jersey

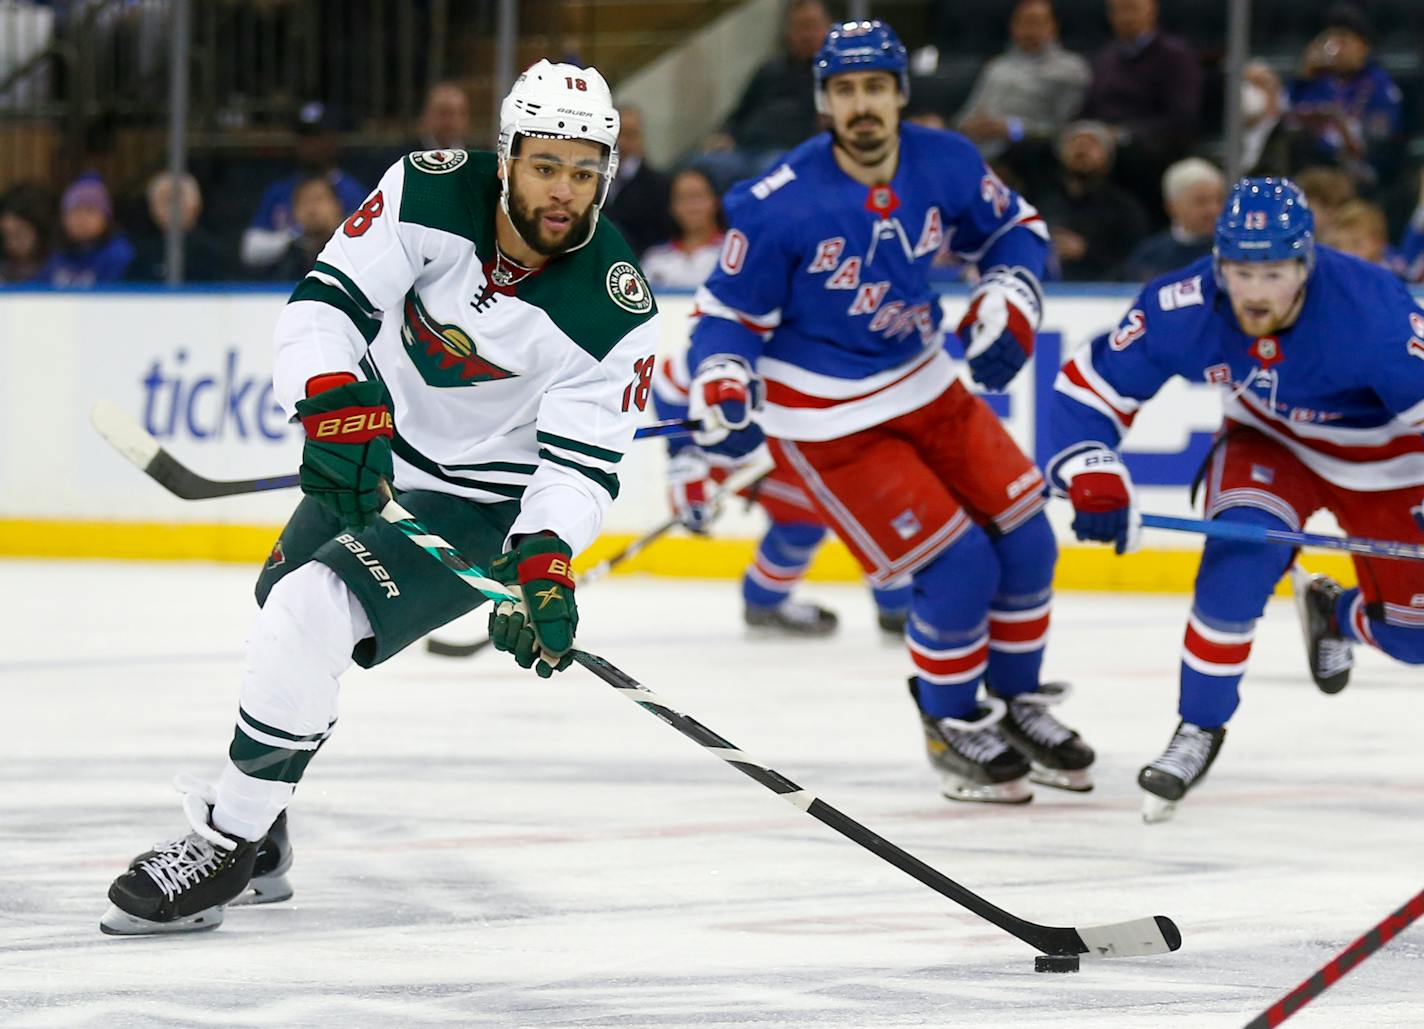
[273,150,660,555]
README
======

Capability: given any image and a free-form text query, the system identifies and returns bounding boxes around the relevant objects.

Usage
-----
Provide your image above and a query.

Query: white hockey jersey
[272,150,661,554]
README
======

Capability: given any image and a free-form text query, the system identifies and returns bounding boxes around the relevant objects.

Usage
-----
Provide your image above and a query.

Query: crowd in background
[4,0,1424,288]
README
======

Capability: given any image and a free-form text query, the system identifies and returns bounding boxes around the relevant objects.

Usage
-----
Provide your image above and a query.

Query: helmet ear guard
[812,19,910,114]
[1212,176,1316,287]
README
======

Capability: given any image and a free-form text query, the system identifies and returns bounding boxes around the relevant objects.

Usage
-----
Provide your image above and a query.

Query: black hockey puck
[1034,954,1081,973]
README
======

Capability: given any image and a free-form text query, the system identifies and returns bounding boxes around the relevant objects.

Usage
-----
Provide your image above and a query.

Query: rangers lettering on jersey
[688,123,1048,441]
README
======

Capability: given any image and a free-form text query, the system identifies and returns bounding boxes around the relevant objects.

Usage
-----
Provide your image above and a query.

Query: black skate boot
[909,680,1032,804]
[1138,720,1227,823]
[877,609,909,636]
[101,786,259,935]
[1292,568,1353,694]
[988,682,1096,792]
[744,598,839,637]
[229,810,294,906]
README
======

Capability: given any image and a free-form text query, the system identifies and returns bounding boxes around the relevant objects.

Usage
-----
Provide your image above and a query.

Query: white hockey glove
[687,357,766,458]
[666,449,717,534]
[956,267,1042,392]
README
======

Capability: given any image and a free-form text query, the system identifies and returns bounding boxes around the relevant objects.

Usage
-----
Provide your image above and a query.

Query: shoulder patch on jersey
[1157,275,1204,312]
[750,164,796,200]
[409,149,469,174]
[606,261,652,314]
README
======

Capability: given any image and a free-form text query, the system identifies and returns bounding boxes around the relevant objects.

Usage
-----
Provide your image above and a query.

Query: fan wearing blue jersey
[1049,178,1424,822]
[653,347,912,636]
[686,20,1096,805]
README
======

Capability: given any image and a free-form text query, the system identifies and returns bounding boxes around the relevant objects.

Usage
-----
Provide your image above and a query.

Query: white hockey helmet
[498,60,620,206]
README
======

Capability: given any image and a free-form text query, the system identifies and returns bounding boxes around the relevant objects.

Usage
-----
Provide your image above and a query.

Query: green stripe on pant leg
[230,727,327,783]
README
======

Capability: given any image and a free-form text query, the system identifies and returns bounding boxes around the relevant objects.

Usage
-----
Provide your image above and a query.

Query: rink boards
[0,284,1355,590]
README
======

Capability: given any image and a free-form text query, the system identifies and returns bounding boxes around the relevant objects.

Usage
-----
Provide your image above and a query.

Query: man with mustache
[685,21,1095,806]
[100,61,662,935]
[1049,178,1424,821]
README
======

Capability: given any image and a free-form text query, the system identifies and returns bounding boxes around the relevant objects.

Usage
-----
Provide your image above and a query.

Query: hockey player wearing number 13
[1049,177,1424,822]
[687,20,1097,805]
[99,62,662,935]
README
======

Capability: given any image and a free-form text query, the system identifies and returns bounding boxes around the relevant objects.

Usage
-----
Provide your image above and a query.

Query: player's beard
[507,182,595,258]
[833,115,893,166]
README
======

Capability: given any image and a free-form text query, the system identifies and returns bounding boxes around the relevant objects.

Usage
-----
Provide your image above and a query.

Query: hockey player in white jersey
[100,62,661,935]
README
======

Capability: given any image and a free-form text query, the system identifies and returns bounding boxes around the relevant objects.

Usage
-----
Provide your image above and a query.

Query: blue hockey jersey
[1049,248,1424,493]
[687,123,1049,441]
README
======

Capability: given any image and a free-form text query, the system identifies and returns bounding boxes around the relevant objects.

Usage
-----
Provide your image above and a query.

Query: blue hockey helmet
[813,20,910,113]
[1213,177,1316,284]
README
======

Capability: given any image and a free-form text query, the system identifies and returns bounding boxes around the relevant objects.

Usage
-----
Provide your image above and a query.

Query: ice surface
[2,560,1422,1028]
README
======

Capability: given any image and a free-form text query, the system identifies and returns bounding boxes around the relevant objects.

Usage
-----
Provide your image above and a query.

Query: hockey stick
[380,493,1183,961]
[426,450,777,658]
[1242,886,1424,1028]
[91,401,699,500]
[1142,513,1424,562]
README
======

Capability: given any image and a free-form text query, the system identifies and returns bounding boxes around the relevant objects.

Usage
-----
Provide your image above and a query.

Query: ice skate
[1138,721,1227,823]
[1292,568,1353,694]
[229,810,294,907]
[101,783,259,936]
[744,598,839,637]
[910,681,1032,804]
[877,609,908,636]
[989,682,1095,792]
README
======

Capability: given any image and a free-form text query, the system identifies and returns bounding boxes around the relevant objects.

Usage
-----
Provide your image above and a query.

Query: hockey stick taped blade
[1076,915,1181,957]
[91,401,160,472]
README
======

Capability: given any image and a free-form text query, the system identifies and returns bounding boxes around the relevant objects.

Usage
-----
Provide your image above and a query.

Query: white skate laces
[1316,637,1355,679]
[1004,684,1075,748]
[935,697,1014,763]
[136,777,238,902]
[1148,724,1216,784]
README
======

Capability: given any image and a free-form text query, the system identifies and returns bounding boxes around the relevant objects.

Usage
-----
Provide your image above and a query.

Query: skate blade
[99,903,225,936]
[1141,793,1178,824]
[229,871,293,907]
[1029,764,1094,792]
[938,772,1033,804]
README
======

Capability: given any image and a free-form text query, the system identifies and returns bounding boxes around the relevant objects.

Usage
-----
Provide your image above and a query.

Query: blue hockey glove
[687,356,766,459]
[957,267,1042,392]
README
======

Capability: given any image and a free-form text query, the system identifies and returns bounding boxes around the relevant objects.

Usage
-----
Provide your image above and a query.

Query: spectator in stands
[1320,198,1398,273]
[127,170,228,283]
[1079,0,1202,225]
[265,176,346,282]
[414,81,470,151]
[1240,59,1333,178]
[1290,4,1402,188]
[1397,168,1424,283]
[240,101,367,274]
[41,173,133,286]
[1123,158,1225,282]
[605,104,674,257]
[695,0,831,187]
[954,0,1090,179]
[1293,165,1357,238]
[640,168,725,291]
[1032,120,1150,281]
[0,183,55,285]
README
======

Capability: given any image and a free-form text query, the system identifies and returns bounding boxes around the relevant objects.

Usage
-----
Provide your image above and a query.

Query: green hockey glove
[295,375,394,531]
[488,533,578,678]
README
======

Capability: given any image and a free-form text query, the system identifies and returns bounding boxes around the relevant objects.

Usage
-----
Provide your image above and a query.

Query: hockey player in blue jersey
[652,346,912,636]
[1049,177,1424,822]
[685,20,1096,804]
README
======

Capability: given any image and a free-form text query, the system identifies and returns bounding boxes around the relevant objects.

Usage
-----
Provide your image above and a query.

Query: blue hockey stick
[1141,513,1424,562]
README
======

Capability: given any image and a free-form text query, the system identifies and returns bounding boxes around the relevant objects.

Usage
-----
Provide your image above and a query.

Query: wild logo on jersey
[400,290,515,387]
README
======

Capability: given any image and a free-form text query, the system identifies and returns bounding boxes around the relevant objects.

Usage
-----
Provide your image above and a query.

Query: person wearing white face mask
[1239,59,1331,179]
